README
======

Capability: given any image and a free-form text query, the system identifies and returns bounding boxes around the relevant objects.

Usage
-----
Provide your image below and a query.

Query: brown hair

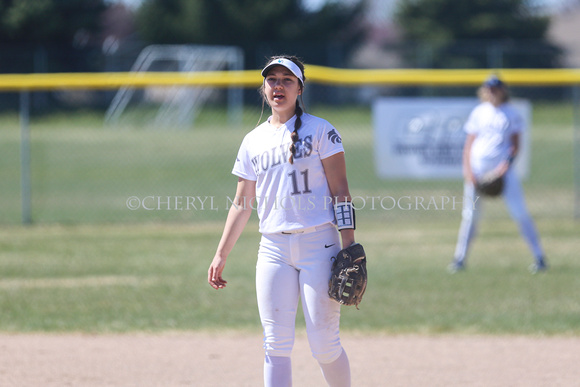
[477,84,510,106]
[259,55,306,164]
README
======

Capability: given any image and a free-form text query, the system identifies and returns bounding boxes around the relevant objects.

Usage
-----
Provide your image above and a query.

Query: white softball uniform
[465,101,522,178]
[454,102,544,263]
[232,113,346,364]
[233,113,344,234]
[256,223,342,362]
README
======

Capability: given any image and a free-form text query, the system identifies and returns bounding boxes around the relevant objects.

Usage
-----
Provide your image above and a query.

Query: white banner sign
[372,97,530,179]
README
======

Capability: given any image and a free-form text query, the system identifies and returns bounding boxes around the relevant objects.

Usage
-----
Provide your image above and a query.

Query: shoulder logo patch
[327,129,342,144]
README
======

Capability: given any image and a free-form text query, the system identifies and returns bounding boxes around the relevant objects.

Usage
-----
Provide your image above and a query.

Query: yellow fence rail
[1,67,580,91]
[4,66,580,224]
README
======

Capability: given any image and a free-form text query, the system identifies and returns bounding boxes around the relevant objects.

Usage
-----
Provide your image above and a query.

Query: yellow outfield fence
[2,66,579,224]
[1,67,580,90]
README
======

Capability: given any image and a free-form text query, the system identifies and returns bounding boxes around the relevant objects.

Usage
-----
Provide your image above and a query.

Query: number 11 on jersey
[289,169,311,195]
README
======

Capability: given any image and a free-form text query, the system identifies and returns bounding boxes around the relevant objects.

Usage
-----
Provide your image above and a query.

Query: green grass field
[0,102,579,334]
[0,218,578,334]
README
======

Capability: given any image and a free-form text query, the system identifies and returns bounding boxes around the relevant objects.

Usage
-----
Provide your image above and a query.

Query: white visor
[261,58,304,85]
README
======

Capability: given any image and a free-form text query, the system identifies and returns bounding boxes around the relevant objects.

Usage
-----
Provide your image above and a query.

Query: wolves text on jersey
[251,135,313,174]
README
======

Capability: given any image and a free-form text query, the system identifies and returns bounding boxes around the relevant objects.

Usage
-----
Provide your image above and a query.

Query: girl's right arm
[207,177,256,289]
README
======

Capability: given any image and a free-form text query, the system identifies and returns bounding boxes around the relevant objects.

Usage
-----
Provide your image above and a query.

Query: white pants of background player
[454,168,545,265]
[256,223,350,387]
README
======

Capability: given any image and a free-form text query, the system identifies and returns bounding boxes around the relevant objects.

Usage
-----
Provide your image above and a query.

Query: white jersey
[464,101,523,176]
[232,113,344,234]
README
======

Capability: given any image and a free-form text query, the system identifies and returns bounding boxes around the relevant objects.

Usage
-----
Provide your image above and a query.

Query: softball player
[208,55,355,387]
[449,75,547,274]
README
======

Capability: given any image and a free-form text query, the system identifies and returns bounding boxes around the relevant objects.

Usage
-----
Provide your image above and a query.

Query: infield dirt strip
[0,333,578,387]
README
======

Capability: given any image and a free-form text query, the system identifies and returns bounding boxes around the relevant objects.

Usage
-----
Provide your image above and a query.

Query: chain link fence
[1,41,578,226]
[1,82,577,226]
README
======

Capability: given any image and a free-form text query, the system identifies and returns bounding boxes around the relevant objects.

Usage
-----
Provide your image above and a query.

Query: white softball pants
[454,168,545,263]
[256,223,345,364]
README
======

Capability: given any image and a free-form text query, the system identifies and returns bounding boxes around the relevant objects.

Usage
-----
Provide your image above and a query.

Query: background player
[449,75,547,274]
[208,55,356,387]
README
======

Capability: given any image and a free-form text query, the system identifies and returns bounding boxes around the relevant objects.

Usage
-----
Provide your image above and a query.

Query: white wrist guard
[334,201,355,231]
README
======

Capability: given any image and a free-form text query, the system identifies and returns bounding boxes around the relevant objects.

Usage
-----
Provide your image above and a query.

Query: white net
[105,44,244,129]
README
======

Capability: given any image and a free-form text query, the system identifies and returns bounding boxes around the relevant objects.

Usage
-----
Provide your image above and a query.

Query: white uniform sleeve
[463,105,482,135]
[318,121,345,160]
[232,135,257,181]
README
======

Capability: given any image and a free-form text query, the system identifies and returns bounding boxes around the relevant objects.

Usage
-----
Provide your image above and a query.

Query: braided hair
[259,55,306,164]
[288,100,303,164]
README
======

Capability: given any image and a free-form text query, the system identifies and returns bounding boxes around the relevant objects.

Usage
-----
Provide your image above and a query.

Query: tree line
[0,0,562,72]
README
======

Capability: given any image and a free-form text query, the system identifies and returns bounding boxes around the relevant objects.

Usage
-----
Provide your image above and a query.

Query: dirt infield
[1,333,578,386]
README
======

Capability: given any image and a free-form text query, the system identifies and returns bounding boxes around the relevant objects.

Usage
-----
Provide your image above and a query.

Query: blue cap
[483,75,505,88]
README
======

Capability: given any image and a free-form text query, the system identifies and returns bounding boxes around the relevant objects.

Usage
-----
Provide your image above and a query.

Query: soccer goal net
[105,45,244,129]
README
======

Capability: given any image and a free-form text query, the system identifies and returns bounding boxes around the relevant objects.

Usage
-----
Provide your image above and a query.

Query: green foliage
[135,0,365,55]
[394,0,562,68]
[396,0,549,41]
[0,0,107,43]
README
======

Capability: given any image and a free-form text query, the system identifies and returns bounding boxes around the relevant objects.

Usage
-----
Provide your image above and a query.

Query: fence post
[574,85,580,220]
[227,47,244,127]
[20,91,32,225]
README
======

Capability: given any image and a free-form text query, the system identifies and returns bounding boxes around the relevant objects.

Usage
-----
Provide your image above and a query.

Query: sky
[111,0,342,12]
[110,0,577,15]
